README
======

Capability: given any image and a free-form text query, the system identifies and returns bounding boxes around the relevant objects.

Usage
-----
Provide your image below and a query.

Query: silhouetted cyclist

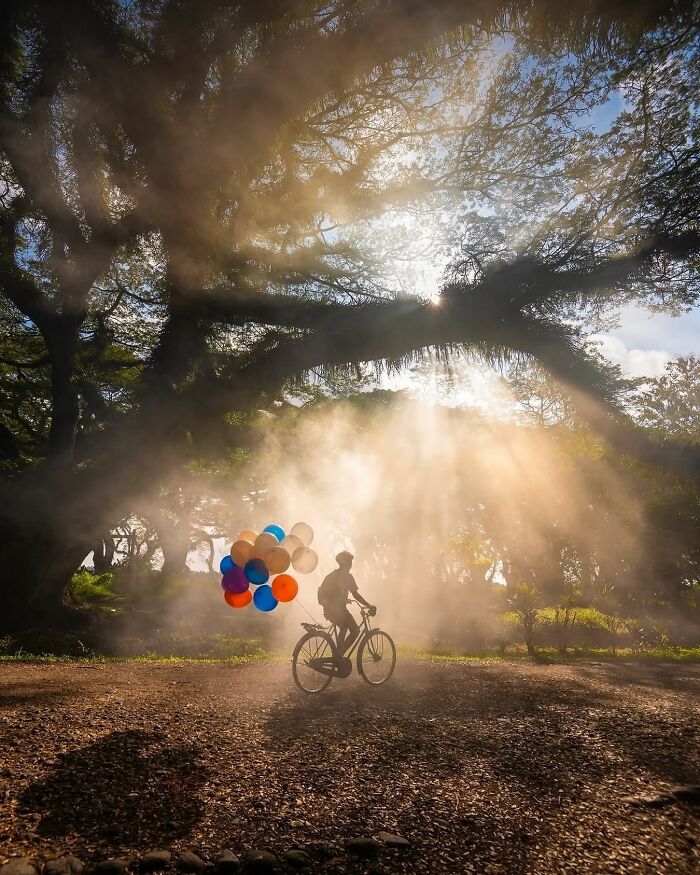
[318,551,375,654]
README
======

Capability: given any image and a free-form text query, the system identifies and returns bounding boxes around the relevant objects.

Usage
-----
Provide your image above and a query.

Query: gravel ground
[0,658,699,874]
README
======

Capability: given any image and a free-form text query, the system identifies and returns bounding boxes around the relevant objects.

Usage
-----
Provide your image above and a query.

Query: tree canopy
[0,0,698,624]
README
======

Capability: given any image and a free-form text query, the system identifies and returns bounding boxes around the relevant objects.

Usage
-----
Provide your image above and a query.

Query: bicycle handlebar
[348,599,376,617]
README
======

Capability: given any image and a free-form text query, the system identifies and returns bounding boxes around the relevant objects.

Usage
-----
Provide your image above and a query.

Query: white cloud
[591,334,671,378]
[614,305,700,356]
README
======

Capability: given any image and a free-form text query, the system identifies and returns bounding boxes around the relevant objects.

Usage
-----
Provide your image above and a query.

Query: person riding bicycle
[318,551,375,655]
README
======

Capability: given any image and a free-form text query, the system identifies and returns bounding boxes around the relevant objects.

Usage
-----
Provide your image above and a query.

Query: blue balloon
[263,524,285,542]
[253,584,278,612]
[219,555,235,574]
[244,558,269,586]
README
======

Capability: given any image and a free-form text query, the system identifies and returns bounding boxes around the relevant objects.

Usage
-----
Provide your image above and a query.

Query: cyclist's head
[336,550,353,569]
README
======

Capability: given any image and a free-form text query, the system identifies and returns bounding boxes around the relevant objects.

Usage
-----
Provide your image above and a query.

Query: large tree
[0,0,698,627]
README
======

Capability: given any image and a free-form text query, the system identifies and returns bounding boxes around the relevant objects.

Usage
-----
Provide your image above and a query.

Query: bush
[68,570,120,604]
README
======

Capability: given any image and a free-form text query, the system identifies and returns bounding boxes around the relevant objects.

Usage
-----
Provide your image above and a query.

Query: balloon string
[295,595,323,625]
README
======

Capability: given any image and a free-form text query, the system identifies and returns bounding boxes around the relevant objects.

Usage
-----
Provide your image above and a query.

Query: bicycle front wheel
[292,631,336,694]
[357,629,396,686]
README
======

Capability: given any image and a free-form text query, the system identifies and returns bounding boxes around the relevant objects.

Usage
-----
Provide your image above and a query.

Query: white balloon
[292,546,318,574]
[290,521,314,547]
[266,545,291,574]
[254,531,279,559]
[231,539,254,567]
[282,534,303,554]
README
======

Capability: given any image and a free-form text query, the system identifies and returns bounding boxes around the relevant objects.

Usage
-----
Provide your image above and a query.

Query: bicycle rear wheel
[357,629,396,685]
[292,631,336,694]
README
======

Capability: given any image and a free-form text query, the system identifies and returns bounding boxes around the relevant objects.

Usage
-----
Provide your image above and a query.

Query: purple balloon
[221,567,249,594]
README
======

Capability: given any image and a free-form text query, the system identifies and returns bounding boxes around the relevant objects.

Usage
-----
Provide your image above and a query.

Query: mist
[190,379,656,651]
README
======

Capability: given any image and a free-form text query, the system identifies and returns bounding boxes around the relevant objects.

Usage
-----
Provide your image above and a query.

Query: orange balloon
[224,589,252,608]
[238,529,258,544]
[271,574,298,603]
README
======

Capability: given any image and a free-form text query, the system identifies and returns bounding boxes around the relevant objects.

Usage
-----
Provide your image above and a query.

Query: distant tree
[552,585,581,655]
[509,582,541,657]
[636,356,700,443]
[596,583,625,655]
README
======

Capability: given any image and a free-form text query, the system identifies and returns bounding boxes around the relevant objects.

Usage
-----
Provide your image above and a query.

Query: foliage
[0,1,699,624]
[67,569,119,604]
[507,582,541,655]
[635,355,700,444]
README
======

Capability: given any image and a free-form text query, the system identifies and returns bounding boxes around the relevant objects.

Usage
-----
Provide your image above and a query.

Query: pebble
[345,837,381,858]
[175,854,206,874]
[242,851,277,873]
[303,842,339,860]
[671,785,700,803]
[45,859,84,875]
[140,853,171,873]
[621,794,672,808]
[0,859,38,875]
[377,831,410,848]
[93,861,130,875]
[214,852,240,875]
[282,850,311,869]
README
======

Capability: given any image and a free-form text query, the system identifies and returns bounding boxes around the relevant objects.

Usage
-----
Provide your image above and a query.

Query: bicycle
[291,601,396,694]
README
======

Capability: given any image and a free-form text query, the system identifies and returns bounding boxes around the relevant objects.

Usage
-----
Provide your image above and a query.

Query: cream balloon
[292,546,318,574]
[253,531,279,559]
[290,522,314,547]
[281,534,303,554]
[231,539,254,567]
[265,545,291,574]
[238,529,257,544]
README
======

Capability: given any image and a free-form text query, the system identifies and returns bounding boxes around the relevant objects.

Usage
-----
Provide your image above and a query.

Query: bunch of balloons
[218,521,318,613]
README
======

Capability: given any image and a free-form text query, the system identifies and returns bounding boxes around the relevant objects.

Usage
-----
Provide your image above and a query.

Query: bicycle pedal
[336,656,352,678]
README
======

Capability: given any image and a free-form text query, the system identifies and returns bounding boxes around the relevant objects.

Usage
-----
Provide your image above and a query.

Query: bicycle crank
[308,656,353,678]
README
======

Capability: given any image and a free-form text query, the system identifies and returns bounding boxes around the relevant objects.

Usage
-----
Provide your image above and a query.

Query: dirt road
[1,658,699,873]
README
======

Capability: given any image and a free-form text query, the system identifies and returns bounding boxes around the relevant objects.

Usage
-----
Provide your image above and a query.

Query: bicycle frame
[303,600,375,657]
[293,601,395,689]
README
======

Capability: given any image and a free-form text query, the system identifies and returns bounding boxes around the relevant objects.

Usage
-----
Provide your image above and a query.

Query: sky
[593,306,700,378]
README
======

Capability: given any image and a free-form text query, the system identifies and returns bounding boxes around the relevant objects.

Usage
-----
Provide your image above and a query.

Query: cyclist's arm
[353,591,373,610]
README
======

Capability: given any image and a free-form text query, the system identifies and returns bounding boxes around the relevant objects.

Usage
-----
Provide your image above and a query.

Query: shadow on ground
[17,730,207,845]
[0,681,79,709]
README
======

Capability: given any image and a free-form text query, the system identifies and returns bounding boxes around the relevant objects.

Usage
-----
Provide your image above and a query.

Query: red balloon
[225,589,252,608]
[271,573,298,603]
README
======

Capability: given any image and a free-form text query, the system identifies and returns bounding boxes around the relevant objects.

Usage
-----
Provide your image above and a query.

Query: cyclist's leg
[324,606,348,656]
[339,609,359,654]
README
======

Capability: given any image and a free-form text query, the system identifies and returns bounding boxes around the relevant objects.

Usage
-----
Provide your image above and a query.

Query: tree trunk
[92,535,115,573]
[0,521,91,632]
[0,470,100,632]
[155,521,190,578]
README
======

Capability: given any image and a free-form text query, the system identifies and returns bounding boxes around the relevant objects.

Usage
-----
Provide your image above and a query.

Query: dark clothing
[322,604,359,645]
[319,568,360,653]
[318,568,358,610]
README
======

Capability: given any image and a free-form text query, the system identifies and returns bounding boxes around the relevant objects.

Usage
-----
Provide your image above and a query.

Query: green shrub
[68,569,120,603]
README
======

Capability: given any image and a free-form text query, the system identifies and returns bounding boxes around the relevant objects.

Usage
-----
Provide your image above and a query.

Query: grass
[400,643,700,663]
[0,632,279,663]
[6,645,699,665]
[0,649,279,664]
